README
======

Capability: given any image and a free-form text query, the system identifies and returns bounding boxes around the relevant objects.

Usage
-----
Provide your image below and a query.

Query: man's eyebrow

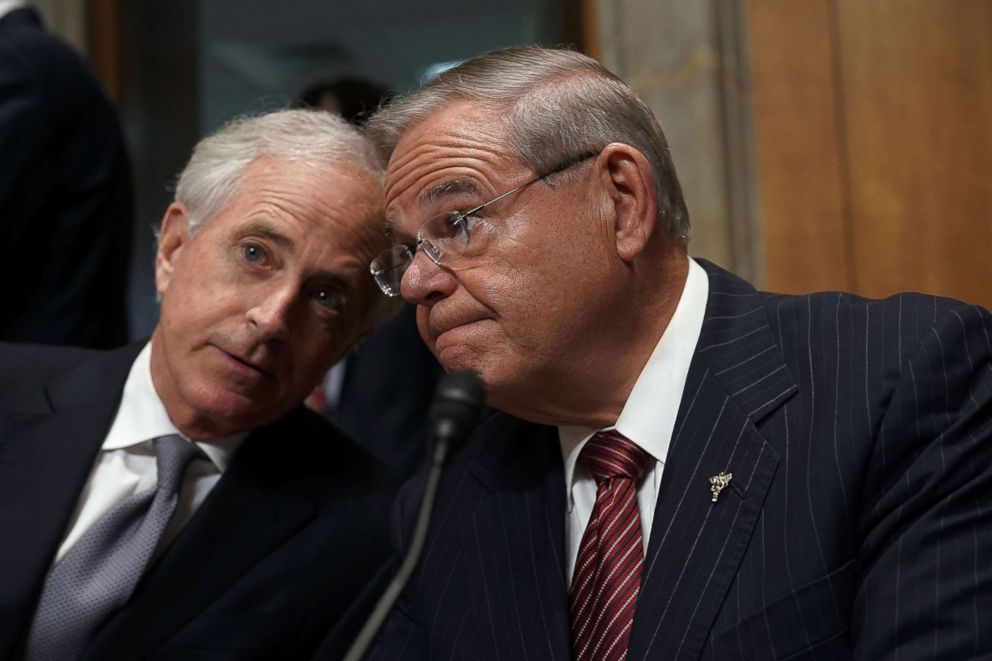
[384,179,482,240]
[420,178,481,205]
[241,220,294,248]
[383,217,403,242]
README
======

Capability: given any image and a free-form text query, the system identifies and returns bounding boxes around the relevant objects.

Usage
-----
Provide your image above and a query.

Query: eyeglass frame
[370,150,599,297]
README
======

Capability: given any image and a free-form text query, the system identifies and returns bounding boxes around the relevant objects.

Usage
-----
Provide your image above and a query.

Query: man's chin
[433,325,486,363]
[180,384,286,438]
[433,343,481,376]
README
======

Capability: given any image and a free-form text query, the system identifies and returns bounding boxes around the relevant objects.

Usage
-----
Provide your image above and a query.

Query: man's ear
[155,203,191,298]
[595,143,658,262]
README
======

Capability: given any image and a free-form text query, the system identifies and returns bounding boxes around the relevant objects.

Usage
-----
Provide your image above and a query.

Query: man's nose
[246,281,295,341]
[400,249,458,306]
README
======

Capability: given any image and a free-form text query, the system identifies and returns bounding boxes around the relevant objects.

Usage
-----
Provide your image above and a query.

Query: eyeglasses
[370,151,598,297]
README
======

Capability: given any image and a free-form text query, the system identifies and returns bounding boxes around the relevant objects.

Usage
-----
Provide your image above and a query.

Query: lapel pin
[709,472,733,503]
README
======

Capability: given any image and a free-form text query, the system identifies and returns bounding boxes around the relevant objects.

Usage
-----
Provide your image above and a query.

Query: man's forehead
[383,103,521,221]
[205,156,385,251]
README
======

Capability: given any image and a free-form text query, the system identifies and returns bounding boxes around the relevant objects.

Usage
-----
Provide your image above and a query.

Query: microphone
[342,371,485,661]
[426,370,487,463]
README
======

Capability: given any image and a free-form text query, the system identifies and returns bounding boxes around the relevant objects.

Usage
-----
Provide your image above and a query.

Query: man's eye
[242,243,266,263]
[313,288,343,311]
[449,213,481,239]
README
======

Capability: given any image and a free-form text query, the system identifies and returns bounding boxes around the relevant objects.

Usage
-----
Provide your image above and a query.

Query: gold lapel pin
[709,472,733,502]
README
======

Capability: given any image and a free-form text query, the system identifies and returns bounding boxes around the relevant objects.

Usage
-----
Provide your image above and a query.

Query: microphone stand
[341,422,459,661]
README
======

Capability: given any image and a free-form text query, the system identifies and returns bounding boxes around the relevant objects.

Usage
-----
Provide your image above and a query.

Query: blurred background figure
[297,74,444,479]
[297,76,390,124]
[0,1,132,349]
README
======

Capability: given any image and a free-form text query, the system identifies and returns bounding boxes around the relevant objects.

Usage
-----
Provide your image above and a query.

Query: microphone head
[428,371,486,448]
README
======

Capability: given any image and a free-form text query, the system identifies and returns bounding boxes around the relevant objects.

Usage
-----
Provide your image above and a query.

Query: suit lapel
[0,345,137,655]
[85,412,319,658]
[460,419,573,661]
[628,261,796,661]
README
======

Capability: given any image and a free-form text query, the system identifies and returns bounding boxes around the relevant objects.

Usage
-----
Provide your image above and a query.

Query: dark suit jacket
[0,8,132,348]
[366,259,992,660]
[0,343,396,659]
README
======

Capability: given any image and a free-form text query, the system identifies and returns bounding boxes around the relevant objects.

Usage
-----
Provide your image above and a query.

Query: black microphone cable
[342,371,485,661]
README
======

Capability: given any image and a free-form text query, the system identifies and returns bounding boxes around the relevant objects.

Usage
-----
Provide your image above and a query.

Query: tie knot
[579,431,650,483]
[152,434,202,494]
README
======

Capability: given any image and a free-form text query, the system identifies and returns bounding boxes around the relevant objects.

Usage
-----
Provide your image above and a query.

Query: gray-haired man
[363,46,992,660]
[0,109,397,659]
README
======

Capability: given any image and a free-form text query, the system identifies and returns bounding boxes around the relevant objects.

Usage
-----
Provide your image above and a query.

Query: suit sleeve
[0,42,48,249]
[853,303,992,659]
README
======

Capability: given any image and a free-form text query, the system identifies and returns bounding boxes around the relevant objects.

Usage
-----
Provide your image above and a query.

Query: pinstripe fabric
[367,259,992,661]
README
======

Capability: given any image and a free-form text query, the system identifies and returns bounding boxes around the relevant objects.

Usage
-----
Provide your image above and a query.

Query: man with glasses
[363,46,992,660]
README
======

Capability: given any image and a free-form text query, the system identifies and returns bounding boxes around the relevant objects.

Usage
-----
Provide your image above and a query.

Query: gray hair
[366,46,689,240]
[175,108,382,234]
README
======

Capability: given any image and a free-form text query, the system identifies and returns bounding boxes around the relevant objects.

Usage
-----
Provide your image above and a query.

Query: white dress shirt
[55,343,246,562]
[559,257,708,584]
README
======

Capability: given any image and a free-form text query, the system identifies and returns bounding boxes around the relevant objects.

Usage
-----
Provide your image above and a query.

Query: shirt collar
[559,257,709,505]
[102,342,247,471]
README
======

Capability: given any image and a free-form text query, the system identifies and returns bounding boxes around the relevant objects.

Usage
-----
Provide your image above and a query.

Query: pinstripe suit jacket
[366,259,992,660]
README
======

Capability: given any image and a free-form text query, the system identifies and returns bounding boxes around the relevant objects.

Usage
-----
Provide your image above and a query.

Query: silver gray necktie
[24,434,201,660]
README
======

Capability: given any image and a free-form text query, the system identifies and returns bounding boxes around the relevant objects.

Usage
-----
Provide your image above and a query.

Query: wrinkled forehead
[383,101,524,231]
[199,156,388,277]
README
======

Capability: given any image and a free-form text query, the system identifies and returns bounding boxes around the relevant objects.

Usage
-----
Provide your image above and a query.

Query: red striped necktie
[569,430,650,661]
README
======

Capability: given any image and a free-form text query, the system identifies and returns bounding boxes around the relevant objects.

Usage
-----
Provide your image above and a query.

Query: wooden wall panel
[748,0,992,309]
[747,0,854,294]
[837,0,992,306]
